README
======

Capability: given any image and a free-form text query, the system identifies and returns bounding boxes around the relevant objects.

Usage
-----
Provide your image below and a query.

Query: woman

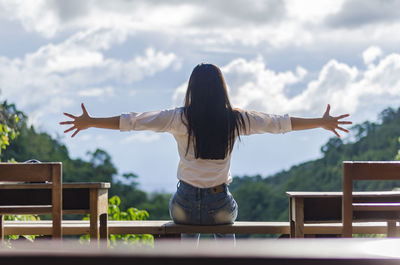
[60,63,351,242]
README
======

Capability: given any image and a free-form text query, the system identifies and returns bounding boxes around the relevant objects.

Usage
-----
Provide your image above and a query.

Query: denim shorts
[169,180,238,225]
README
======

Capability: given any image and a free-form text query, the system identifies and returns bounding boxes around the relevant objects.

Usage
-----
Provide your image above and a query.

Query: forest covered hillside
[2,100,400,222]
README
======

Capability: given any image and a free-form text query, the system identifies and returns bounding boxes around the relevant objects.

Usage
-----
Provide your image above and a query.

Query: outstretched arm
[290,104,352,138]
[60,103,120,137]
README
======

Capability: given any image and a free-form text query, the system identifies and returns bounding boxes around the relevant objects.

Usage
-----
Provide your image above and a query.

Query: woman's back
[120,106,292,188]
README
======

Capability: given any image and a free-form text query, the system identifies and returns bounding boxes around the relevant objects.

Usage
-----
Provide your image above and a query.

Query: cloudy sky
[1,0,400,192]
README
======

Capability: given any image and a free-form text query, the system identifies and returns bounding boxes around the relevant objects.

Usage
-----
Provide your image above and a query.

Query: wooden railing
[3,220,393,238]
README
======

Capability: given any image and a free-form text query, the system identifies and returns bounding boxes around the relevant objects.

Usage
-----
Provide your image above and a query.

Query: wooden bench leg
[90,188,108,247]
[100,213,108,240]
[290,220,295,238]
[294,198,304,238]
[289,197,295,238]
[90,188,100,245]
[387,221,397,237]
[0,215,4,243]
[100,213,108,248]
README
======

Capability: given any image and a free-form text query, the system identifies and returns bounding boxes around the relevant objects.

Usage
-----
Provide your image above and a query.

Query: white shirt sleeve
[241,110,292,135]
[119,108,182,133]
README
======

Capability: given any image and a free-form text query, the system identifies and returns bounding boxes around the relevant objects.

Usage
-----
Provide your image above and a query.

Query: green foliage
[395,137,400,160]
[80,196,153,247]
[137,193,171,220]
[4,215,41,242]
[0,101,25,158]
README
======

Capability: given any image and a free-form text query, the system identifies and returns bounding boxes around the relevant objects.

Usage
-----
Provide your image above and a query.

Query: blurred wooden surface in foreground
[1,238,400,265]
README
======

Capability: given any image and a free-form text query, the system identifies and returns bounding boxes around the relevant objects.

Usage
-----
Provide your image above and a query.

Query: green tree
[0,100,24,158]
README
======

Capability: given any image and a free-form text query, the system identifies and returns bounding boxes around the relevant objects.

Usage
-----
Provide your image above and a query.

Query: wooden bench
[0,182,110,242]
[0,162,62,241]
[3,220,392,238]
[343,161,400,237]
[287,191,400,237]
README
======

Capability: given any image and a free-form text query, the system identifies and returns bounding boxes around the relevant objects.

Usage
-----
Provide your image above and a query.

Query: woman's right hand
[60,103,92,137]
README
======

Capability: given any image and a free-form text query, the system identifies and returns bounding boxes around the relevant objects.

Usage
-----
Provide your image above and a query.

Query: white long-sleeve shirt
[120,107,292,188]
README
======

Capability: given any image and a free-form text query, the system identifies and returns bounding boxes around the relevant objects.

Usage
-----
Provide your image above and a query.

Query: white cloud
[2,0,400,50]
[173,46,400,120]
[324,0,400,28]
[222,56,308,112]
[286,0,345,23]
[290,60,359,115]
[172,83,187,107]
[0,0,61,38]
[78,86,114,98]
[363,46,383,65]
[0,29,179,128]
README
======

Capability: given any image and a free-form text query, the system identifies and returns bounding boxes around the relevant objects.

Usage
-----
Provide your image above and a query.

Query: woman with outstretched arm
[60,63,351,243]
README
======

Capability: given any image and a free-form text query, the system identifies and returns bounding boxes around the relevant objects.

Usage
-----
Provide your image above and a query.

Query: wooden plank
[0,215,3,241]
[89,188,99,242]
[4,221,289,235]
[4,221,91,235]
[107,220,166,235]
[387,221,398,237]
[3,220,395,236]
[343,161,400,180]
[294,198,304,238]
[51,163,62,240]
[0,163,58,182]
[0,205,52,214]
[164,221,290,235]
[63,210,90,214]
[97,189,108,215]
[286,191,400,198]
[342,162,353,237]
[62,183,111,189]
[303,222,389,235]
[100,214,108,240]
[289,197,295,238]
[353,203,400,211]
[0,182,110,190]
[0,183,52,189]
[98,189,108,241]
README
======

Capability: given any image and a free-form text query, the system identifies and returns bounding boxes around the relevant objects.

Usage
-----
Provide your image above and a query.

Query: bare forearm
[61,104,121,137]
[290,105,352,138]
[89,116,120,130]
[291,117,324,131]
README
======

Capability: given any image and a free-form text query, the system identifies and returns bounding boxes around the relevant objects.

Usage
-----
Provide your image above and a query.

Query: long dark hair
[182,63,247,160]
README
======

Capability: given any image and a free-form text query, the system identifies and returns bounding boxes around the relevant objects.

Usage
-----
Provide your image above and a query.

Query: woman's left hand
[321,104,352,138]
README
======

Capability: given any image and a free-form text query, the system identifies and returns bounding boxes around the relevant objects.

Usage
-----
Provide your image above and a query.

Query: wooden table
[287,191,400,238]
[0,182,110,241]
